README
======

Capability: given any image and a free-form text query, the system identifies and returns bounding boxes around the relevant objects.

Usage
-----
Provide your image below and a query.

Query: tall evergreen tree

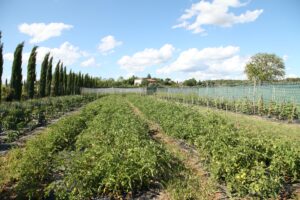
[59,63,64,95]
[63,67,67,94]
[78,72,82,90]
[10,42,24,100]
[0,32,3,102]
[52,61,60,96]
[67,70,72,95]
[70,72,75,94]
[39,52,49,97]
[26,46,38,99]
[46,57,53,96]
[74,74,79,94]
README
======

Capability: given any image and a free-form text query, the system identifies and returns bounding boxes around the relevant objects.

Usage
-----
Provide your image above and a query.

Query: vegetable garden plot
[0,95,98,143]
[127,95,300,199]
[1,96,181,200]
[0,97,105,199]
[49,96,174,199]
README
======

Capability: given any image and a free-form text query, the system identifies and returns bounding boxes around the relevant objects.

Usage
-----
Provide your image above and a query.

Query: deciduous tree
[245,53,285,86]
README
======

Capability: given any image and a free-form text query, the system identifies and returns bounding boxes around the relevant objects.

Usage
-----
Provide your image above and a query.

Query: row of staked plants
[156,92,299,122]
[0,96,176,199]
[128,95,300,199]
[0,95,98,142]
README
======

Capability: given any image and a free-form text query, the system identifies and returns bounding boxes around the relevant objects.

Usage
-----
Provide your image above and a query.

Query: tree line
[0,31,98,102]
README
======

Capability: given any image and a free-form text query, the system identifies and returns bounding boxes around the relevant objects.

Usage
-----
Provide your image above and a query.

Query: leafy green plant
[129,95,300,198]
[0,95,99,142]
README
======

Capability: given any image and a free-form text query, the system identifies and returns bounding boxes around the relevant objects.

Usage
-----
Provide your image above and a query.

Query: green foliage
[183,78,197,87]
[0,31,3,103]
[59,62,64,95]
[157,93,299,121]
[0,96,103,198]
[0,96,173,199]
[245,53,285,84]
[0,95,98,142]
[10,42,24,100]
[46,57,53,96]
[129,95,300,198]
[52,61,60,96]
[26,46,38,99]
[49,96,172,199]
[39,53,50,97]
[63,66,67,95]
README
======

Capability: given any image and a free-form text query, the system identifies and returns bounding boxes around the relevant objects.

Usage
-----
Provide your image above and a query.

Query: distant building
[134,78,143,86]
[134,78,157,86]
[146,78,156,84]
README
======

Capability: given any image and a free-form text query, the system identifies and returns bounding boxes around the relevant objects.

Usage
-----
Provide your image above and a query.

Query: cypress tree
[71,72,75,94]
[74,74,79,94]
[63,67,67,95]
[26,46,38,99]
[52,61,60,96]
[10,42,24,100]
[0,32,3,102]
[67,70,72,95]
[46,57,53,96]
[59,63,64,95]
[39,52,49,97]
[78,72,82,90]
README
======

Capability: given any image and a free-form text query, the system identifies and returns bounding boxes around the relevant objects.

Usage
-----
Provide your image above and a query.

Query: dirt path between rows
[127,101,228,200]
[0,109,81,156]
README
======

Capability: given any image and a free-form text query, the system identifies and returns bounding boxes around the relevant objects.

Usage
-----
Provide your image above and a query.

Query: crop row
[0,97,105,198]
[128,95,300,198]
[48,96,173,199]
[156,92,299,122]
[0,95,98,142]
[0,96,175,199]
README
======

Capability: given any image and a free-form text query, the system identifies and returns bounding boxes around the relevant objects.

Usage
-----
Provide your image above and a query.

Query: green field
[1,94,299,199]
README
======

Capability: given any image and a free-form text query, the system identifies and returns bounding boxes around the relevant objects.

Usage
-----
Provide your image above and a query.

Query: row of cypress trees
[0,31,99,102]
[0,32,3,103]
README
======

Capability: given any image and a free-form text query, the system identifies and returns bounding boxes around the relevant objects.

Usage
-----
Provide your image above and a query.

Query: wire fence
[157,83,300,106]
[81,83,300,106]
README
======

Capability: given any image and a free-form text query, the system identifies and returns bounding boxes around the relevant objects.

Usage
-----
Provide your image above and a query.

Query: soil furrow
[127,100,228,200]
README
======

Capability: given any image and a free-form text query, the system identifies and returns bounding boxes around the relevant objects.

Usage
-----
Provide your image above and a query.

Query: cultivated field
[0,94,300,199]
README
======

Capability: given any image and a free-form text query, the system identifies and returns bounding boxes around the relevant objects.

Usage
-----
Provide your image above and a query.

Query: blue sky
[1,0,300,81]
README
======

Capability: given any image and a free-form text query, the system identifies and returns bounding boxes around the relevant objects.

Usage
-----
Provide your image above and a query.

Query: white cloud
[4,52,30,64]
[37,42,86,65]
[283,54,288,61]
[98,35,122,55]
[3,42,86,66]
[3,53,13,62]
[285,74,298,78]
[80,57,100,67]
[19,22,73,43]
[173,0,263,34]
[118,44,175,73]
[157,45,250,80]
